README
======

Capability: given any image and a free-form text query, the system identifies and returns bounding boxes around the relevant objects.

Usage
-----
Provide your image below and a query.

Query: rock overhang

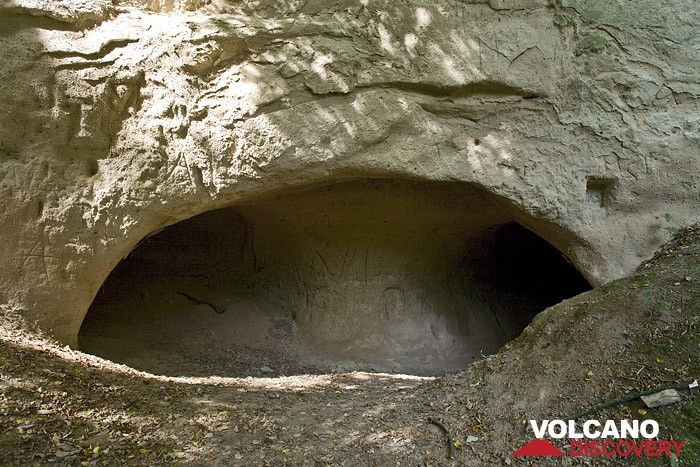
[0,0,697,347]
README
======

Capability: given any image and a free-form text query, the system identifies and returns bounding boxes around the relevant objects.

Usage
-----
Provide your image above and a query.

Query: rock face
[0,0,698,357]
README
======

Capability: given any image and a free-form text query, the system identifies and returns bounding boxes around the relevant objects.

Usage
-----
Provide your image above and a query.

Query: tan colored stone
[0,0,697,350]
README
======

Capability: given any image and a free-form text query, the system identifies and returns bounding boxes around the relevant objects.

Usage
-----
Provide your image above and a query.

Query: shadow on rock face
[79,178,591,377]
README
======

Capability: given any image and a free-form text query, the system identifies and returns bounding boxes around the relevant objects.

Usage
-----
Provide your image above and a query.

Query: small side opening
[489,222,592,340]
[586,177,615,209]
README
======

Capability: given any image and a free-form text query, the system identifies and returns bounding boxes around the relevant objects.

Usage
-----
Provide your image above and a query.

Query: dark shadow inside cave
[78,179,591,377]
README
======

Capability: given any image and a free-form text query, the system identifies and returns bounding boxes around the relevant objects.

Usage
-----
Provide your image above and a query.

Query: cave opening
[78,179,591,377]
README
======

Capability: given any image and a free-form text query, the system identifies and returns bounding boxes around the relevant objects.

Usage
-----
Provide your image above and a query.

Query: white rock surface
[641,389,682,409]
[0,0,698,347]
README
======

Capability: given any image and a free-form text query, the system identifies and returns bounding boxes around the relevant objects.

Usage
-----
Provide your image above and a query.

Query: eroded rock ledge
[0,0,698,349]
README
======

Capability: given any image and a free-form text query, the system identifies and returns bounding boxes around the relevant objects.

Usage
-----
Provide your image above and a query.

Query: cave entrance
[79,179,591,377]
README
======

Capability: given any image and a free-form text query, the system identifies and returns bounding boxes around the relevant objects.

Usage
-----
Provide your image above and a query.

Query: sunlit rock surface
[0,0,698,351]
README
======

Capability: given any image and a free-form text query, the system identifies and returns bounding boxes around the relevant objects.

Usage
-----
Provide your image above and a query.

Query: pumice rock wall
[0,0,698,351]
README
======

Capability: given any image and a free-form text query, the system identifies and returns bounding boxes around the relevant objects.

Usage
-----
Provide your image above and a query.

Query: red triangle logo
[512,439,566,457]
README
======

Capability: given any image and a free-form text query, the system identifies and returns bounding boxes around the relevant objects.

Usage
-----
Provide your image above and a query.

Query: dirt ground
[1,225,698,466]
